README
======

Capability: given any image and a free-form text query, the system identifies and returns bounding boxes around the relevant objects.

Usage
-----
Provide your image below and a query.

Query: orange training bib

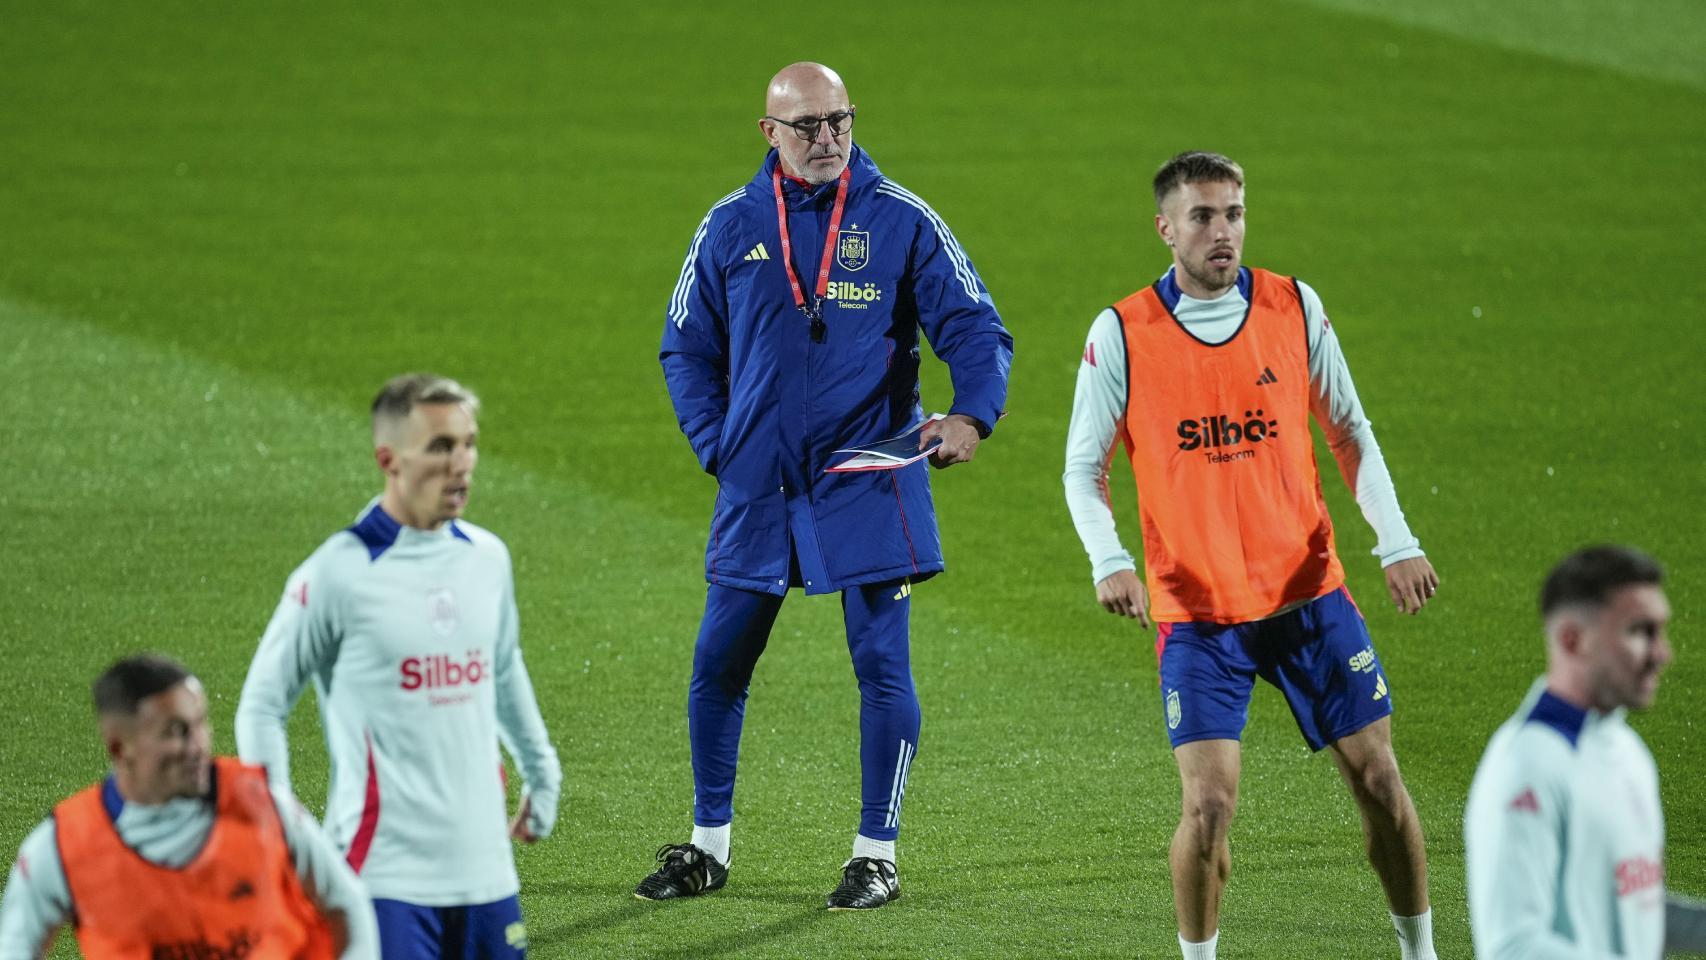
[55,757,334,959]
[1115,268,1344,623]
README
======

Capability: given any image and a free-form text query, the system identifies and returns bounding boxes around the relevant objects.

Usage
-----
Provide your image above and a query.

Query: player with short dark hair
[0,654,377,959]
[1538,543,1665,616]
[1151,151,1244,210]
[235,373,561,958]
[1466,545,1706,959]
[1063,151,1440,959]
[90,652,193,716]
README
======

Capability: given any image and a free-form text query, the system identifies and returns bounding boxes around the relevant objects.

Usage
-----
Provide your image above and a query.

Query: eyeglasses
[764,108,856,141]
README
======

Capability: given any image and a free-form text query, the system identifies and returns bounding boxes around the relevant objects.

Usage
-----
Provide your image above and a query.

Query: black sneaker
[826,857,900,910]
[634,843,728,901]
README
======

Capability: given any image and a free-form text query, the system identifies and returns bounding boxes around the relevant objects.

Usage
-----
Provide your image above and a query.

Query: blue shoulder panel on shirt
[348,504,403,561]
[101,774,124,822]
[1525,690,1587,748]
[1156,268,1181,311]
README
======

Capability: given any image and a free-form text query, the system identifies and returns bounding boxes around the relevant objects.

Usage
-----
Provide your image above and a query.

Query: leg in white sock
[1390,909,1436,960]
[1178,930,1218,960]
[691,823,730,865]
[851,833,895,864]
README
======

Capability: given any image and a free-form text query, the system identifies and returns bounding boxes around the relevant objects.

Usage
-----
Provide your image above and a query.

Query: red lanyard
[773,164,851,339]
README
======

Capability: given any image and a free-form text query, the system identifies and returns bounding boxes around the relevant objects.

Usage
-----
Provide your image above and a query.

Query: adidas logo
[743,243,771,262]
[1373,673,1388,701]
[892,581,912,601]
[1256,366,1278,386]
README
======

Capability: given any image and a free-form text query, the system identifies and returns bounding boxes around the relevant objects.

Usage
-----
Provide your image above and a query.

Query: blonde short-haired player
[236,373,561,958]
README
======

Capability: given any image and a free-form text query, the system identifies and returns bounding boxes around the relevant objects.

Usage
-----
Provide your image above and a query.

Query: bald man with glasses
[648,61,1013,911]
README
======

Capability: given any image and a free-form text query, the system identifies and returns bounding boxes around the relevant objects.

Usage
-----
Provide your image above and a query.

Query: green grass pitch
[2,1,1703,957]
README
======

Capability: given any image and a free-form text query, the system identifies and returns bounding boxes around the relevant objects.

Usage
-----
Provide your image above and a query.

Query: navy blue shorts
[1155,587,1390,751]
[373,895,526,960]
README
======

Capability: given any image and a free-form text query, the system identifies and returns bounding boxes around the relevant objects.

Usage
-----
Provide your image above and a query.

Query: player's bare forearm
[1384,557,1439,615]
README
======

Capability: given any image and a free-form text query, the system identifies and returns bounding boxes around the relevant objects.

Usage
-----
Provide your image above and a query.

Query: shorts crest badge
[505,922,529,949]
[1166,689,1182,730]
[836,229,870,272]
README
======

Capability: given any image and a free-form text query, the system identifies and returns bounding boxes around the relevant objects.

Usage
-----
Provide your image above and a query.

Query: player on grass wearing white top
[1466,545,1706,959]
[235,373,561,959]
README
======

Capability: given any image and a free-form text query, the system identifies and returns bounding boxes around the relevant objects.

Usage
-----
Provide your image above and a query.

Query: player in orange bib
[0,654,376,959]
[1063,152,1441,960]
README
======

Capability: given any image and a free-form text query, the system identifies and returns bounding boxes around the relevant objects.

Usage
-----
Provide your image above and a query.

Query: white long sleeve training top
[1465,679,1668,959]
[235,501,562,907]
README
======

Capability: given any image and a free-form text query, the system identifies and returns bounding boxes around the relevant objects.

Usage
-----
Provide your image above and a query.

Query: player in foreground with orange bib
[1062,152,1441,960]
[0,654,376,959]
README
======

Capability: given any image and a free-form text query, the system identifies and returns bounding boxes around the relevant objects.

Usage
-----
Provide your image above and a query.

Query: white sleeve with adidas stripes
[1465,719,1599,960]
[1062,308,1138,585]
[492,560,562,841]
[236,544,346,791]
[0,819,68,960]
[1298,281,1424,567]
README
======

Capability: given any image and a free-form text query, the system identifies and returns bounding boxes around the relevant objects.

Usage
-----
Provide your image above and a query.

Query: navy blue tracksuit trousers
[688,577,920,841]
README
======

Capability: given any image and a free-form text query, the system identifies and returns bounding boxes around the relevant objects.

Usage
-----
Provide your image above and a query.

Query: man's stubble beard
[1181,257,1238,296]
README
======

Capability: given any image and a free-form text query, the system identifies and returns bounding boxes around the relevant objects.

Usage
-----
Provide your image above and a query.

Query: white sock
[1178,930,1218,960]
[851,833,895,864]
[690,824,729,866]
[1391,909,1436,960]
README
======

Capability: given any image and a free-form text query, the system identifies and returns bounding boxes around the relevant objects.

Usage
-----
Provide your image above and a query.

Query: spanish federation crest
[836,229,870,272]
[1166,689,1182,730]
[428,587,458,637]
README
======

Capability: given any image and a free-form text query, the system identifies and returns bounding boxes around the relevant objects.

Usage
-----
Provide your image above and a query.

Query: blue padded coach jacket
[660,146,1013,596]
